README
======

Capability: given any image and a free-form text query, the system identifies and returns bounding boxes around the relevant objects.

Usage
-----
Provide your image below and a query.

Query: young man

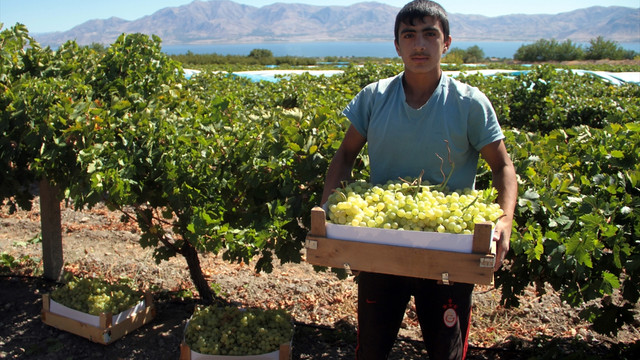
[320,1,518,359]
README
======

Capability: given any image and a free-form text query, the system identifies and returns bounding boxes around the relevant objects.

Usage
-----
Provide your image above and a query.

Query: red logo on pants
[443,298,458,328]
[443,308,457,327]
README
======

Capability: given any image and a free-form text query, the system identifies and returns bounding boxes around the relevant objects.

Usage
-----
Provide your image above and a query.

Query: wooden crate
[41,292,156,345]
[305,206,496,285]
[179,342,291,360]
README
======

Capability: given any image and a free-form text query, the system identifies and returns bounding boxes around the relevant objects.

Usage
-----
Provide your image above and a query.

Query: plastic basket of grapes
[180,305,293,360]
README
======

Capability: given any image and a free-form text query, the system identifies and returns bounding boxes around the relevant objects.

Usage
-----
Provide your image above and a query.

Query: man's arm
[321,125,367,205]
[480,139,518,271]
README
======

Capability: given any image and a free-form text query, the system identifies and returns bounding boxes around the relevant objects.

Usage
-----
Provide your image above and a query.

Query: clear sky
[1,0,639,33]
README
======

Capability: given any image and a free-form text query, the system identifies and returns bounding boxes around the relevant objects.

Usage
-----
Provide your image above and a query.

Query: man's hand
[493,215,512,272]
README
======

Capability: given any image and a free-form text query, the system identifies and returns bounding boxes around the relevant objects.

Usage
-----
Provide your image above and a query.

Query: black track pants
[355,272,474,360]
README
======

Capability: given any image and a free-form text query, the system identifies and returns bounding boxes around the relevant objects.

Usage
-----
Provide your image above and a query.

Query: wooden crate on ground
[41,292,156,345]
[305,206,496,285]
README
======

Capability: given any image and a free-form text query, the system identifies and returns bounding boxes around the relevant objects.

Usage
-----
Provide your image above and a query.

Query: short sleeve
[342,83,377,139]
[467,89,504,151]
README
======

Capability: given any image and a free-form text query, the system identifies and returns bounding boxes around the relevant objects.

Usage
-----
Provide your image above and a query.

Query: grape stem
[397,140,454,194]
[461,195,479,212]
[397,170,425,196]
[435,140,455,191]
[331,186,348,202]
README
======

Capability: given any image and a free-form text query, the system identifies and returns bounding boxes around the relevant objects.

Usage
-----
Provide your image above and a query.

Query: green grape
[327,179,503,235]
[51,277,143,315]
[185,305,293,355]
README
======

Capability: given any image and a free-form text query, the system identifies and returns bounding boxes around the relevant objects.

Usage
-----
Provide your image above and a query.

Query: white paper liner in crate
[325,223,475,253]
[183,319,285,360]
[49,298,147,327]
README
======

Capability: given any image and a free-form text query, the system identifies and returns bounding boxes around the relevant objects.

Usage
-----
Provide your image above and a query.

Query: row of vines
[1,24,639,335]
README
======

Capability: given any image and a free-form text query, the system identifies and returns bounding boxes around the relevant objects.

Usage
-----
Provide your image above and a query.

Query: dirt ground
[1,200,639,359]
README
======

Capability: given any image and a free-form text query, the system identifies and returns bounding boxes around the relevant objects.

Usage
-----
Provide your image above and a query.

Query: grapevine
[50,277,143,315]
[184,305,293,356]
[326,178,503,234]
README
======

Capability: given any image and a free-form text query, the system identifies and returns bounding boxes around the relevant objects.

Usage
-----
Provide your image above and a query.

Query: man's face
[394,16,451,75]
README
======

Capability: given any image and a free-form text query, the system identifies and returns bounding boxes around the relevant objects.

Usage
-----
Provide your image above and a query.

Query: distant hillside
[31,0,640,46]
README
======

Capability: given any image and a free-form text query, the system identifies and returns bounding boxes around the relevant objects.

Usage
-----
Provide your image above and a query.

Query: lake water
[163,41,640,59]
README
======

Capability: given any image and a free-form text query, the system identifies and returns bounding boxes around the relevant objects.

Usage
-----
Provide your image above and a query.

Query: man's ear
[443,35,452,54]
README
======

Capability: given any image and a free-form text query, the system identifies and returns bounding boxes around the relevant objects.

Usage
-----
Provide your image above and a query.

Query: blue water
[163,41,640,59]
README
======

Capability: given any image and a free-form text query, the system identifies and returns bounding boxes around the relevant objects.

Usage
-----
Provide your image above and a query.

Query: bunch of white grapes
[51,277,143,315]
[326,179,503,234]
[185,305,293,356]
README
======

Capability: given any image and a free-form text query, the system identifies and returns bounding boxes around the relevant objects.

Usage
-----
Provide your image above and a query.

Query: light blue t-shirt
[343,72,504,191]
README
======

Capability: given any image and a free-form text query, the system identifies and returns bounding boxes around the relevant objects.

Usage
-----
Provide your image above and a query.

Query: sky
[1,0,639,34]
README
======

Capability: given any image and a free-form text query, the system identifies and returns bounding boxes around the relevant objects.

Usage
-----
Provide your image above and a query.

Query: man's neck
[402,69,442,109]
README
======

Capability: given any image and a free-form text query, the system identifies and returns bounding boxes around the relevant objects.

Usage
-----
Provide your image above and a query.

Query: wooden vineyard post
[39,178,64,281]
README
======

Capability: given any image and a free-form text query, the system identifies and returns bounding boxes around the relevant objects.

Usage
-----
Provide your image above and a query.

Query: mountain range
[32,0,640,47]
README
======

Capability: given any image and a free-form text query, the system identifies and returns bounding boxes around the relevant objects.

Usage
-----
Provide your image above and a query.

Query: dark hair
[394,0,450,43]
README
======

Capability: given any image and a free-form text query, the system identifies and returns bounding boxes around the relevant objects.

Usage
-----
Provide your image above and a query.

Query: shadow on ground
[1,275,638,360]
